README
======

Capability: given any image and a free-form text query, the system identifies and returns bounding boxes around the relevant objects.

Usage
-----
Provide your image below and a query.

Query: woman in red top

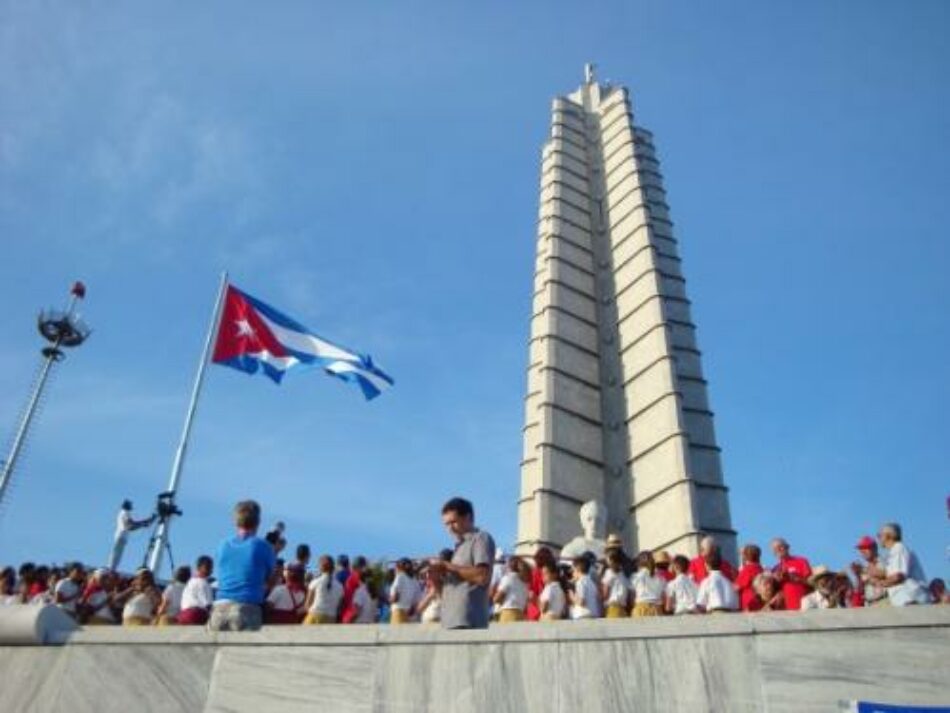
[734,544,764,612]
[525,547,555,621]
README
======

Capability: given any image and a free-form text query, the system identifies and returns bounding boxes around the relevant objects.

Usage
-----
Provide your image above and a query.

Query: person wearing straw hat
[800,566,838,610]
[653,550,674,583]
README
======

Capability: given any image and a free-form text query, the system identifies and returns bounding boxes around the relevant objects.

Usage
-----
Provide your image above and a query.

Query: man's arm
[444,562,490,587]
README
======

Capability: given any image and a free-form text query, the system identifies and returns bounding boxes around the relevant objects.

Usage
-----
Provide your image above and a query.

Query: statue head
[578,499,607,540]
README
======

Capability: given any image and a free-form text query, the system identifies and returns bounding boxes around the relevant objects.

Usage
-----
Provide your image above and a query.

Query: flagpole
[147,271,229,574]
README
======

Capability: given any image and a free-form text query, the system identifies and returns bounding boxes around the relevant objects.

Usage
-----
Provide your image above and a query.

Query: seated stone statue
[560,499,608,562]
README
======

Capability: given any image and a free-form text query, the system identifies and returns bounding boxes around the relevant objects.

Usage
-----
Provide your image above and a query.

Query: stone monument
[517,66,737,560]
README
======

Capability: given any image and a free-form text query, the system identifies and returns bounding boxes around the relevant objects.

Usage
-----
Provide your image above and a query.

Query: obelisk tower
[517,66,736,559]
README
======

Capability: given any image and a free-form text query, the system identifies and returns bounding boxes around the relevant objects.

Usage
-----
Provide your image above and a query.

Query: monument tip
[584,63,596,84]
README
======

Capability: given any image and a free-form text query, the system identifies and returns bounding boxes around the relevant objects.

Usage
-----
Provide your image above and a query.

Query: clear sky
[1,2,947,580]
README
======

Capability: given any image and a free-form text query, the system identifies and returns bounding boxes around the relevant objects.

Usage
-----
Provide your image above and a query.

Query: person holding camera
[108,500,154,572]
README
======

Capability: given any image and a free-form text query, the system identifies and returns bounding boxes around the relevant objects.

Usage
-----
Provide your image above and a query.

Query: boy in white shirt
[601,550,632,618]
[539,563,566,620]
[54,563,85,618]
[665,555,699,615]
[696,551,738,613]
[179,556,214,625]
[569,555,602,619]
[493,556,529,623]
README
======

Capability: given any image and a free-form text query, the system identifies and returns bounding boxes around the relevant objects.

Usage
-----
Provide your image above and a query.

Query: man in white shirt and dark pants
[108,500,154,572]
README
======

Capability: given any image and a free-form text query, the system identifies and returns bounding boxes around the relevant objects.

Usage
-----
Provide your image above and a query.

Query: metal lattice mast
[0,282,91,512]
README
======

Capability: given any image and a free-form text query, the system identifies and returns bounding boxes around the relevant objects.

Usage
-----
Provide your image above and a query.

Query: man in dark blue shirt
[208,500,276,631]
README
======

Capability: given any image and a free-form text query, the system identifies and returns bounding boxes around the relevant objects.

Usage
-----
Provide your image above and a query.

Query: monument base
[1,606,948,712]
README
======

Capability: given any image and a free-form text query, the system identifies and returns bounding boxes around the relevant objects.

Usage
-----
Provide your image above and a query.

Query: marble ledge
[39,605,950,647]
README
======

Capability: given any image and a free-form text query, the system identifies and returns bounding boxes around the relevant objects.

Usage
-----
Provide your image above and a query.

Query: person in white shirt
[304,555,343,624]
[630,551,666,617]
[119,569,161,626]
[80,569,117,625]
[569,555,602,619]
[417,567,443,624]
[108,500,154,572]
[179,556,214,625]
[351,579,378,624]
[870,523,931,606]
[601,550,632,618]
[665,555,699,615]
[696,551,738,613]
[266,563,308,624]
[493,556,529,623]
[389,558,422,624]
[800,566,838,610]
[489,550,506,620]
[155,566,189,625]
[0,567,16,606]
[54,563,85,617]
[538,563,567,620]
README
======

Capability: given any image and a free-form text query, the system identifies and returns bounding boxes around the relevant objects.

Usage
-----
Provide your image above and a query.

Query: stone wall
[1,606,948,712]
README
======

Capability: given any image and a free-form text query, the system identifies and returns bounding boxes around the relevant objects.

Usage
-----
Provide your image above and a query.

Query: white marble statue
[560,499,608,561]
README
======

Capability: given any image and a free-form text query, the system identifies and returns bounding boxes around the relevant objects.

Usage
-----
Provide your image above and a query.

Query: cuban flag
[211,284,394,400]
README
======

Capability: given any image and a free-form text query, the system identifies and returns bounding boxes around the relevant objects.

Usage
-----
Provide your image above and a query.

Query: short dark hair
[296,544,310,560]
[174,566,191,584]
[742,544,761,564]
[441,497,474,518]
[572,556,590,574]
[673,554,690,573]
[353,555,368,569]
[196,555,213,571]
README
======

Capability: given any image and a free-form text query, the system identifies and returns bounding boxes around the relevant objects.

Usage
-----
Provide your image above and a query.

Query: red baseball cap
[855,535,876,550]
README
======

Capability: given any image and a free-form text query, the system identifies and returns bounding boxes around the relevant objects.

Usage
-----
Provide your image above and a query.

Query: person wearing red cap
[850,535,886,607]
[770,538,812,611]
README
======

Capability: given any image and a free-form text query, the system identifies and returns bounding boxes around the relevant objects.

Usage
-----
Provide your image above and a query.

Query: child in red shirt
[734,544,764,612]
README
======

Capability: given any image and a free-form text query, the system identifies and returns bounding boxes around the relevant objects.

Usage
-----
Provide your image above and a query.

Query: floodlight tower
[0,282,92,510]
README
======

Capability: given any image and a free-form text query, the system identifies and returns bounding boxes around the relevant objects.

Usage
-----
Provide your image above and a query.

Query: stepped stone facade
[517,67,736,558]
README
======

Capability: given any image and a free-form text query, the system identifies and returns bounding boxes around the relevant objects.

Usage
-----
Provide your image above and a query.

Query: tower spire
[584,62,596,84]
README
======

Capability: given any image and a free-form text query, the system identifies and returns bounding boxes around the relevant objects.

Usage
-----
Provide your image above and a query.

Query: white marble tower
[517,66,736,559]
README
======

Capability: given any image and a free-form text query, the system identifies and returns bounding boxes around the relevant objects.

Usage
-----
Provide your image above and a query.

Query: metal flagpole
[147,272,229,574]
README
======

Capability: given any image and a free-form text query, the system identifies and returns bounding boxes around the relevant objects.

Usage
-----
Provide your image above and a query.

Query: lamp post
[0,282,91,511]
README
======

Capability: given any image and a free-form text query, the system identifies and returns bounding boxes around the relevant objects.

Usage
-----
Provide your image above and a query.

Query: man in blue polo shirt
[208,500,276,631]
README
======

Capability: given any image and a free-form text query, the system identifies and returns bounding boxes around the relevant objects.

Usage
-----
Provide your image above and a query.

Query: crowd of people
[1,497,946,631]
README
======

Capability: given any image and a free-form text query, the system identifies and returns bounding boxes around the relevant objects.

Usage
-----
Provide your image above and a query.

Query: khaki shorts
[303,612,336,625]
[631,602,663,617]
[605,604,629,619]
[498,609,524,623]
[390,609,412,625]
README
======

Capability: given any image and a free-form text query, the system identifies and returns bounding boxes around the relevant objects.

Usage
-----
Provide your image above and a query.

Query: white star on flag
[235,318,256,338]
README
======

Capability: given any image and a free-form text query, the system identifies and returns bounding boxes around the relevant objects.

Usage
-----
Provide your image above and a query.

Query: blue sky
[1,2,947,580]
